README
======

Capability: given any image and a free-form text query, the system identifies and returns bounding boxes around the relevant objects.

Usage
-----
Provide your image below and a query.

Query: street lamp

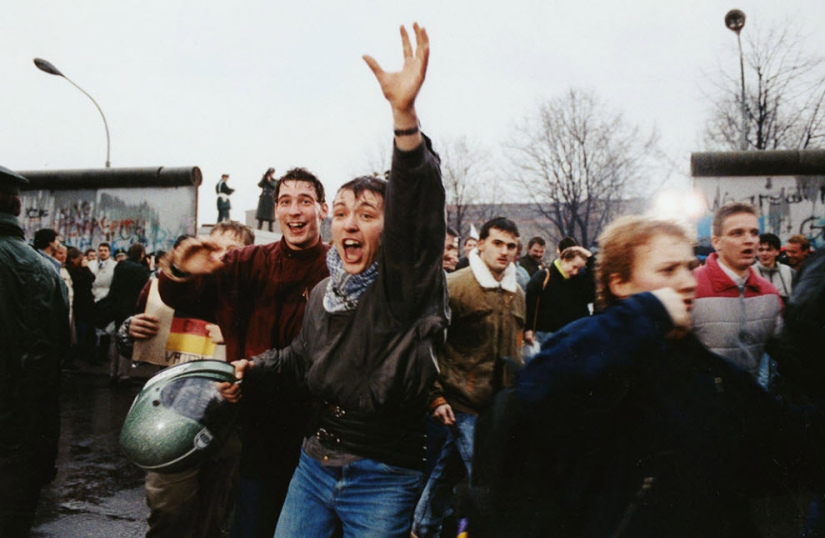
[724,9,748,151]
[33,57,111,168]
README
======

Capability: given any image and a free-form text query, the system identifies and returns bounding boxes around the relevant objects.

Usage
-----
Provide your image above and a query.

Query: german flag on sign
[166,317,217,359]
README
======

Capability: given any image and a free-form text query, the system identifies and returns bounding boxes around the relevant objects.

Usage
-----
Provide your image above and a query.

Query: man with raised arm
[222,23,448,537]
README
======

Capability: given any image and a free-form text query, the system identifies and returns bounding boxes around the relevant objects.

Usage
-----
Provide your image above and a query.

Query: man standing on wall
[216,173,234,223]
[0,166,69,537]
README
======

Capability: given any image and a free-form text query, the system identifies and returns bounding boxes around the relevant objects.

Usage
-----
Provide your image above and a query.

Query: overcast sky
[3,1,824,226]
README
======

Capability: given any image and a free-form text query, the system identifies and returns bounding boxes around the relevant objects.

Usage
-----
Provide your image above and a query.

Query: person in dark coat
[472,215,825,538]
[770,248,825,535]
[255,167,277,231]
[65,246,96,365]
[524,245,592,356]
[105,243,150,381]
[107,243,151,326]
[517,236,546,277]
[0,165,69,536]
[220,23,448,538]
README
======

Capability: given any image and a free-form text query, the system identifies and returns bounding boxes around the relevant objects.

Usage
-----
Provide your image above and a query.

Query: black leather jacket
[0,213,69,483]
[253,136,449,469]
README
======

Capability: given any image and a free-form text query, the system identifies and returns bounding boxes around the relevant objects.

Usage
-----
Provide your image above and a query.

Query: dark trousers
[231,476,289,538]
[0,455,46,538]
[256,220,274,232]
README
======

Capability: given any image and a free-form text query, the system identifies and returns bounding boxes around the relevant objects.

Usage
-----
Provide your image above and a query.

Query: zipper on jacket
[736,283,751,366]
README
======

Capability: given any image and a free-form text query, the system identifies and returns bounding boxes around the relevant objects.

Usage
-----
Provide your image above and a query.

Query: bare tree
[508,88,659,247]
[704,22,825,150]
[439,136,497,238]
[360,136,392,179]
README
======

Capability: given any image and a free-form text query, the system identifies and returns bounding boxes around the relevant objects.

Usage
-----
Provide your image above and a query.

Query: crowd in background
[3,21,825,538]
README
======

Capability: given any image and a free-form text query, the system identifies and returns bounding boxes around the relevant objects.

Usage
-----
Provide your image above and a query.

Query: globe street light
[33,58,111,168]
[724,9,748,151]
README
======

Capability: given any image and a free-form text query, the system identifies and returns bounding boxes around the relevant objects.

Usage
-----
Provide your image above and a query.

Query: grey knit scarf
[323,247,379,313]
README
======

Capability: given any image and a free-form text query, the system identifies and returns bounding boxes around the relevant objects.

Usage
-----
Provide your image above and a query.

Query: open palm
[363,23,429,114]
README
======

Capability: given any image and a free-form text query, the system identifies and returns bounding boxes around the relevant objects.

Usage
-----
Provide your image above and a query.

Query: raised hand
[363,23,429,149]
[650,287,692,339]
[363,23,429,114]
[161,237,225,279]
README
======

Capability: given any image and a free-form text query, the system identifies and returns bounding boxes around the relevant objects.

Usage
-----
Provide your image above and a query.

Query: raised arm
[363,23,445,322]
[363,23,428,151]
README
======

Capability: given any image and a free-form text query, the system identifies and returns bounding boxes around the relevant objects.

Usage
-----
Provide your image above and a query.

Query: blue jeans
[757,352,777,393]
[412,412,477,538]
[274,449,423,538]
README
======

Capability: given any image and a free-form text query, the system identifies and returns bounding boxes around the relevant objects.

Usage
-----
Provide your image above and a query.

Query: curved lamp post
[34,58,111,168]
[724,9,748,151]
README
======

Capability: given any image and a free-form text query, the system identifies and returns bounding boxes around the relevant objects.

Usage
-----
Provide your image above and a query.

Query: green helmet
[120,360,240,473]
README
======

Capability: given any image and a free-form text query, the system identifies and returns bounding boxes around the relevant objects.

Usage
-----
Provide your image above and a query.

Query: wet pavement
[30,361,159,538]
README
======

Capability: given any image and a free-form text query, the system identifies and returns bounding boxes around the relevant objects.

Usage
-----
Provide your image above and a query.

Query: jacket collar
[706,253,761,293]
[279,236,329,260]
[469,249,517,292]
[0,213,24,239]
[754,260,778,275]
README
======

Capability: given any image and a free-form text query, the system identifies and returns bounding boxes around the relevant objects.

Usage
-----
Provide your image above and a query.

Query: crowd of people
[30,228,160,384]
[2,21,825,538]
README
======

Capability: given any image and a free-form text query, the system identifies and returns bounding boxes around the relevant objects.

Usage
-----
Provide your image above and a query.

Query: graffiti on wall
[20,187,196,253]
[694,175,825,248]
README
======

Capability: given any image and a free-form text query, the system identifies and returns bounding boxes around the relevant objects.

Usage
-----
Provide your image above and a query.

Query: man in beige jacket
[413,216,526,538]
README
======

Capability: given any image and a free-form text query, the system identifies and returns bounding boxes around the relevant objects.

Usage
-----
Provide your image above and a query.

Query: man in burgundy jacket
[158,167,329,538]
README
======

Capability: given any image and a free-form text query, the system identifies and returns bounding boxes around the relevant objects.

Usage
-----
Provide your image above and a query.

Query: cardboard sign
[133,279,225,366]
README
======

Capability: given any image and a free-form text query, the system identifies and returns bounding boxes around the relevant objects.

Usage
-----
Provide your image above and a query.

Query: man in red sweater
[158,167,329,538]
